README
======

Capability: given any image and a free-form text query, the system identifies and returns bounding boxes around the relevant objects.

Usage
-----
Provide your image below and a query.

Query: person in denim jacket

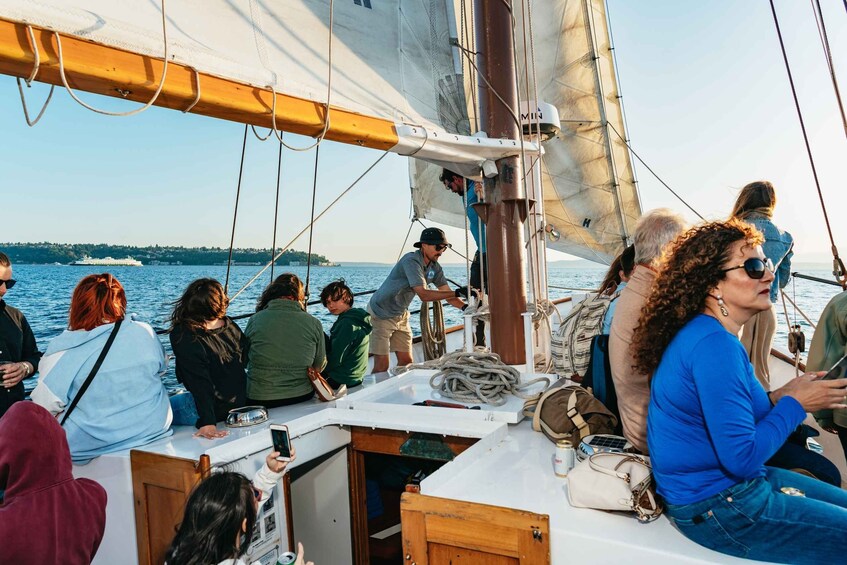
[730,181,793,388]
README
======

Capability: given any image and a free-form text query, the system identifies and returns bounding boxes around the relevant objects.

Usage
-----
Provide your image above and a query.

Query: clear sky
[1,0,845,265]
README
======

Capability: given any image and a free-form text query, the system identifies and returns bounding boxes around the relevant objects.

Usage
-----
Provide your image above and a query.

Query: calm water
[7,264,841,394]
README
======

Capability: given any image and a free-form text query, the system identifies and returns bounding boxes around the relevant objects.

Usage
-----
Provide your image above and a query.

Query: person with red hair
[32,273,172,463]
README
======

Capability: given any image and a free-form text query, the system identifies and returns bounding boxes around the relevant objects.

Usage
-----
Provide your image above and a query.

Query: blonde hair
[730,181,776,220]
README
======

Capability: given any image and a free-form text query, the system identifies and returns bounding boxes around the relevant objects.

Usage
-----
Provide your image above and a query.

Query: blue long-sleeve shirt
[647,314,805,505]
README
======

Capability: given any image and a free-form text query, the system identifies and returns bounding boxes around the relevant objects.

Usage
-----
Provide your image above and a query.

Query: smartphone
[822,355,847,381]
[269,424,292,461]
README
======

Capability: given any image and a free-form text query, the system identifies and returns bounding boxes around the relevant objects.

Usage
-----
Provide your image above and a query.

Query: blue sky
[1,0,845,265]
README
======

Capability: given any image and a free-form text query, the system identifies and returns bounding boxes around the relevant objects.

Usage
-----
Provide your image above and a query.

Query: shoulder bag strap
[60,319,123,426]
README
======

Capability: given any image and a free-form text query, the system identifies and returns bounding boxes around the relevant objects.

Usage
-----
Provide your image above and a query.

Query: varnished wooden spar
[0,19,398,150]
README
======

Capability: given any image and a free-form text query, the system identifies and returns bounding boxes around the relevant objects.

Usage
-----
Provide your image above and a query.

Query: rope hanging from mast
[225,125,249,295]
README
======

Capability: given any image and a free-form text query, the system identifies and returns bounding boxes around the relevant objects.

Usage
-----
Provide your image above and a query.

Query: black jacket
[0,300,42,414]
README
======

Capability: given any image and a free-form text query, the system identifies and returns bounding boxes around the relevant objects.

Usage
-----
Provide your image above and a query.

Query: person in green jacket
[245,273,325,407]
[810,290,847,458]
[320,280,372,389]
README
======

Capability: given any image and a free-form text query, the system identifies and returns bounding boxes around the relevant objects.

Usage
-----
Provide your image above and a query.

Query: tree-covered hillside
[0,242,332,266]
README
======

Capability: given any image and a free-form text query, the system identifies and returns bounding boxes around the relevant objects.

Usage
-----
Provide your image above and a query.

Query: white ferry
[69,256,143,267]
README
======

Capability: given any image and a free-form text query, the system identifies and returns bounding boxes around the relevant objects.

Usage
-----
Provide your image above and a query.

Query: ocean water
[6,263,841,395]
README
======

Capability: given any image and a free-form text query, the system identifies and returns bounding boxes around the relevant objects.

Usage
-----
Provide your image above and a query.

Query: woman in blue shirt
[631,220,847,563]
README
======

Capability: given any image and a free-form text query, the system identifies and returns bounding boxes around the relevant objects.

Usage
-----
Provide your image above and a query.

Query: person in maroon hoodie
[0,401,107,563]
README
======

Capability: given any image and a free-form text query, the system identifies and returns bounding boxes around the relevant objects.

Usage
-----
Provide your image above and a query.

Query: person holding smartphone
[166,447,313,565]
[632,220,847,563]
[0,251,41,418]
[809,290,847,458]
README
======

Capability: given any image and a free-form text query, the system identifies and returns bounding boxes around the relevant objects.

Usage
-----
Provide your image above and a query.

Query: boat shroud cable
[224,125,250,295]
[304,144,322,303]
[769,0,846,289]
[270,137,284,281]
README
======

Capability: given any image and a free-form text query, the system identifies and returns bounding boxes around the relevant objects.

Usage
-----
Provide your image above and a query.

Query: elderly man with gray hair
[609,208,687,453]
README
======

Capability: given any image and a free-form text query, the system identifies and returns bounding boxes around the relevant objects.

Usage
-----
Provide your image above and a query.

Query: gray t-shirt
[369,251,447,319]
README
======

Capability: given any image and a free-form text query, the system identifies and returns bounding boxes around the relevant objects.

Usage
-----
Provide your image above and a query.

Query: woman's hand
[193,424,229,439]
[773,372,847,412]
[266,446,296,474]
[1,362,29,388]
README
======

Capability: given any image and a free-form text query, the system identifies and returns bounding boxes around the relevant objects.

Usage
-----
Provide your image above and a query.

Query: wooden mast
[474,0,528,365]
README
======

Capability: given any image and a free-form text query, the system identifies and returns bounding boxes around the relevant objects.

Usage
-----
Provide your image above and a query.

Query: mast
[474,0,528,365]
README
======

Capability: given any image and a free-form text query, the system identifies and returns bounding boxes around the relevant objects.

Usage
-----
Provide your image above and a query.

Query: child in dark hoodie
[320,280,372,388]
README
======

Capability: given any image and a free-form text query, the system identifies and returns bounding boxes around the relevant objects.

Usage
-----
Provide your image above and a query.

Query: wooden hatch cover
[400,493,550,564]
[130,450,211,565]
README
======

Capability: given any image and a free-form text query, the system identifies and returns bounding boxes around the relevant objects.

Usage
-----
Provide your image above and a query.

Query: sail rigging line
[604,0,643,212]
[811,0,847,142]
[228,151,390,303]
[583,0,631,245]
[460,0,480,133]
[769,0,847,290]
[304,143,322,302]
[16,25,55,127]
[420,300,447,361]
[257,0,336,152]
[396,220,416,264]
[779,288,817,331]
[182,68,202,114]
[270,137,284,282]
[225,124,250,295]
[778,290,802,376]
[54,0,170,117]
[606,123,705,221]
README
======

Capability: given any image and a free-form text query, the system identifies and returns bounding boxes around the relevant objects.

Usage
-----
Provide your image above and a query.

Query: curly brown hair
[631,219,763,376]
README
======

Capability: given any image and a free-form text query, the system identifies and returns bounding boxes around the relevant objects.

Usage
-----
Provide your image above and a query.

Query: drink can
[554,440,575,477]
[277,551,297,565]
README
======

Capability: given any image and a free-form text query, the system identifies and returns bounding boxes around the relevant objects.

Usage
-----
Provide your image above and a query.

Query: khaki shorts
[368,306,412,356]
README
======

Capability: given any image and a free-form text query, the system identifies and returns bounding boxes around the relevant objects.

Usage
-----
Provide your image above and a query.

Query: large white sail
[411,0,641,263]
[0,0,534,166]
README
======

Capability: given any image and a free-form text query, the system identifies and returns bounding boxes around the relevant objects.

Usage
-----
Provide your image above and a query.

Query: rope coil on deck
[399,351,550,406]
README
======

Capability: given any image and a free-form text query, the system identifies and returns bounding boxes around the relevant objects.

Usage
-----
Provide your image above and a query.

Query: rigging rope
[607,123,704,221]
[420,300,447,361]
[225,125,249,294]
[812,0,847,141]
[304,144,321,302]
[270,137,284,281]
[402,351,550,406]
[229,151,389,302]
[769,0,846,290]
[17,25,54,127]
[54,0,170,117]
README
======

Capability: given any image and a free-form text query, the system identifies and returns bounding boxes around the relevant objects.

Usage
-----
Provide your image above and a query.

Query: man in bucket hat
[367,227,472,373]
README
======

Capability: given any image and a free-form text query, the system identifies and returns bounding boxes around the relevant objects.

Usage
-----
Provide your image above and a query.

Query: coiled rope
[396,351,550,406]
[420,300,446,360]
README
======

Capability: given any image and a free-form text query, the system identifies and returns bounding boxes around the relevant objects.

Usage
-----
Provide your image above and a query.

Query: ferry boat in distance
[69,256,143,267]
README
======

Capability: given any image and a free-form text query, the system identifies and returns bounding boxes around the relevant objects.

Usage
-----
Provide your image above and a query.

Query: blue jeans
[169,392,199,427]
[666,467,847,563]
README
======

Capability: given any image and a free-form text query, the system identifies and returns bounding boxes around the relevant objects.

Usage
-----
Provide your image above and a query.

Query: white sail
[0,0,535,166]
[411,0,641,263]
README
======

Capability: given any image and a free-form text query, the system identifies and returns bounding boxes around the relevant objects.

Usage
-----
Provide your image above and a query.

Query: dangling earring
[709,293,729,317]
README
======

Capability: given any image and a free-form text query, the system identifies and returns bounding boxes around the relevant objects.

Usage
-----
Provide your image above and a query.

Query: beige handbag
[566,452,662,522]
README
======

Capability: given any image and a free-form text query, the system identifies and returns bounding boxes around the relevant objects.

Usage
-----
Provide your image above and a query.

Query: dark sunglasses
[0,278,16,289]
[435,244,449,252]
[722,257,774,280]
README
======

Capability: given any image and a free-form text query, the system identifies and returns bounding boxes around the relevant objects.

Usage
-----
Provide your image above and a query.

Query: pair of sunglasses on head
[722,257,774,280]
[0,278,16,289]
